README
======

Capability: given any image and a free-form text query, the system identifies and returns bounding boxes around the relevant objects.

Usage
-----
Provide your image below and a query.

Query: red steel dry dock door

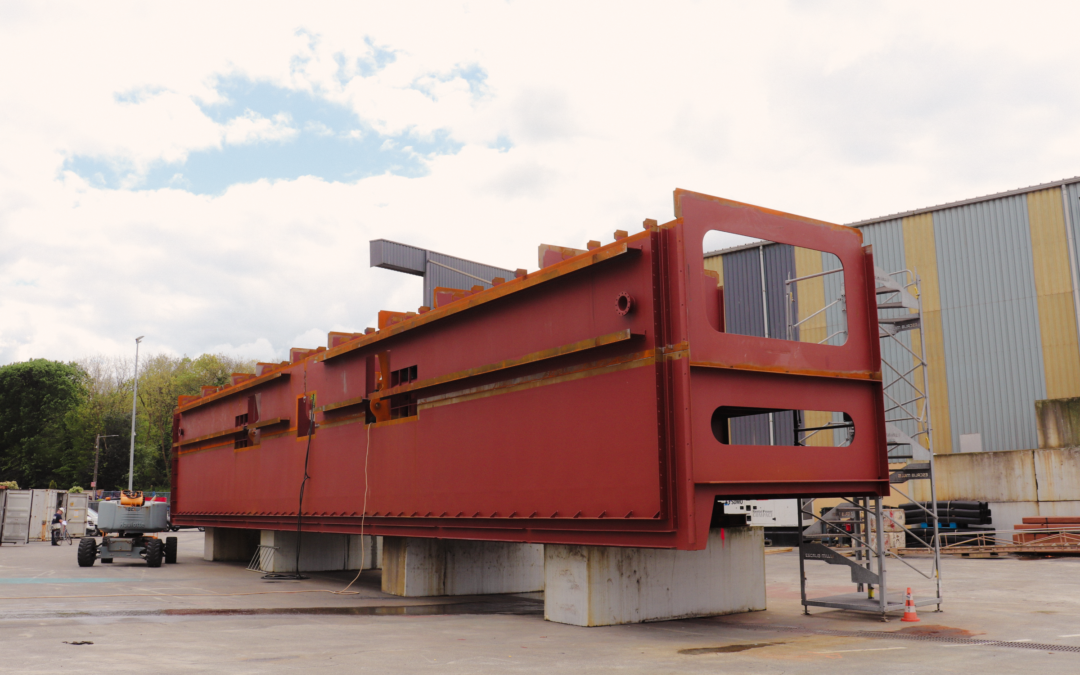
[171,189,888,550]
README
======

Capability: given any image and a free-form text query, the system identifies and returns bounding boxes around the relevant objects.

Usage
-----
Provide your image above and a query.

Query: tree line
[0,353,255,491]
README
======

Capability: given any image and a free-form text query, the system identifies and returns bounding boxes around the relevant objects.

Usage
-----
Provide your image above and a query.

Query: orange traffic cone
[901,587,920,622]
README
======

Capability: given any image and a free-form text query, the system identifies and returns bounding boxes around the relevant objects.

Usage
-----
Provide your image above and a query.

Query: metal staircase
[787,266,943,619]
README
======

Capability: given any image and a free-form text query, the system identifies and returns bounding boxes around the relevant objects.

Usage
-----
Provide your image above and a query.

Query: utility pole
[92,434,118,498]
[128,336,144,492]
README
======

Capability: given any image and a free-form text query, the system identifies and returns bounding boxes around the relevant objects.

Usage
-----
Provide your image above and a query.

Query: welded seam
[417,351,658,411]
[378,329,635,398]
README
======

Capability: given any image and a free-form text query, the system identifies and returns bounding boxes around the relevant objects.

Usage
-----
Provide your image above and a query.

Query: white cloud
[3,1,1080,364]
[204,337,279,363]
[223,112,298,146]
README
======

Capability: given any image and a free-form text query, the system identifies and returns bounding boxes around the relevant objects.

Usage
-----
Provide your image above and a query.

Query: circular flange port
[616,292,634,316]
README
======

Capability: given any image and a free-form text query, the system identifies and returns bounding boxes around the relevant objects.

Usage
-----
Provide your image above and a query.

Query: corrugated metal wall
[716,243,797,445]
[933,195,1047,453]
[721,247,770,444]
[793,247,831,447]
[1066,183,1080,285]
[860,219,919,455]
[370,239,426,275]
[701,181,1080,456]
[370,239,514,308]
[763,244,797,341]
[902,213,953,453]
[1037,186,1080,399]
[821,252,845,347]
[722,248,766,338]
[763,245,797,445]
[424,251,514,309]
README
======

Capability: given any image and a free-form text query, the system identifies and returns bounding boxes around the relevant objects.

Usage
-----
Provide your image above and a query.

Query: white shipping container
[64,493,89,537]
[29,490,62,541]
[1,490,33,544]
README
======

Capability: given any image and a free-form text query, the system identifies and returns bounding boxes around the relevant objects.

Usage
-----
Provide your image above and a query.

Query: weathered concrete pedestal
[203,526,260,562]
[203,527,378,573]
[381,537,544,596]
[260,530,378,573]
[544,527,765,626]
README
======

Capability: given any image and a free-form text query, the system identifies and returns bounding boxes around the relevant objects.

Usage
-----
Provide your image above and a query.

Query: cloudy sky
[3,1,1079,365]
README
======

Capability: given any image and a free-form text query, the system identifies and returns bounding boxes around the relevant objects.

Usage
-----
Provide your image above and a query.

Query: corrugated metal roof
[934,195,1046,453]
[705,238,767,259]
[847,176,1080,228]
[703,175,1080,259]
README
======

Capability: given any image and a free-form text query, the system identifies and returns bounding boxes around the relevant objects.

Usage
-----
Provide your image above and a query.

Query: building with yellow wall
[704,177,1080,456]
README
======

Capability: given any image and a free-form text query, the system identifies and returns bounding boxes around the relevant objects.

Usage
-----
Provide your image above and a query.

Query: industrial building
[705,176,1080,456]
[166,181,1080,623]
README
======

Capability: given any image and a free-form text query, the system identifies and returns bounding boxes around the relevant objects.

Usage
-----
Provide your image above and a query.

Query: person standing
[50,508,65,545]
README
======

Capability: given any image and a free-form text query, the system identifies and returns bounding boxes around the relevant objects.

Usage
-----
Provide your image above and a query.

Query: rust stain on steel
[316,241,639,364]
[673,188,860,237]
[418,350,659,412]
[251,417,289,430]
[689,360,882,381]
[177,424,246,447]
[177,370,290,413]
[171,188,890,550]
[316,394,368,413]
[379,329,635,398]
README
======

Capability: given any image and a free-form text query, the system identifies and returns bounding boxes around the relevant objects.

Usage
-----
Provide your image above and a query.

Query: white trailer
[723,499,806,527]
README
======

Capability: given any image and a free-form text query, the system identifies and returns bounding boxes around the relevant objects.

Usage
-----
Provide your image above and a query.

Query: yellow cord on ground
[335,419,373,595]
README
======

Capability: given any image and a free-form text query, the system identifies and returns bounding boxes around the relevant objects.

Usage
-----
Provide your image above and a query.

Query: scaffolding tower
[785,266,943,619]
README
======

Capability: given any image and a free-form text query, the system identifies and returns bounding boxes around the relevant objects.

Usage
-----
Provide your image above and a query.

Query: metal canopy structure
[370,239,516,309]
[171,189,890,550]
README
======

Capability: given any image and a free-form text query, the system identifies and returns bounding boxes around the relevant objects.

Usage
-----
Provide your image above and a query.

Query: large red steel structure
[170,189,888,550]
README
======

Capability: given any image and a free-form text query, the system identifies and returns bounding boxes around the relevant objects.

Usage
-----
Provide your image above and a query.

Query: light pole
[128,336,144,492]
[92,434,119,498]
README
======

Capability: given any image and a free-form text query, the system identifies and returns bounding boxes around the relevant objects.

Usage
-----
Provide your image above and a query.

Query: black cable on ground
[263,392,314,580]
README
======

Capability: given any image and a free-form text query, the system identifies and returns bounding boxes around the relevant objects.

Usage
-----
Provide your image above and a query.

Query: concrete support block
[544,527,765,626]
[202,527,260,562]
[381,537,544,597]
[260,530,376,573]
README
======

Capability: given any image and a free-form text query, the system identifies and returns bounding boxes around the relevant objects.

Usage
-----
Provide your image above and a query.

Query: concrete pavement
[2,531,1079,673]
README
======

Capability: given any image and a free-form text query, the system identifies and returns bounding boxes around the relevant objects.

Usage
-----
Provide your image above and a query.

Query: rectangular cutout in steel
[703,233,847,346]
[712,406,853,447]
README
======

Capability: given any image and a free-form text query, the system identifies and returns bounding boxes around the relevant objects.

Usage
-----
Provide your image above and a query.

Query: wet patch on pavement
[679,642,786,655]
